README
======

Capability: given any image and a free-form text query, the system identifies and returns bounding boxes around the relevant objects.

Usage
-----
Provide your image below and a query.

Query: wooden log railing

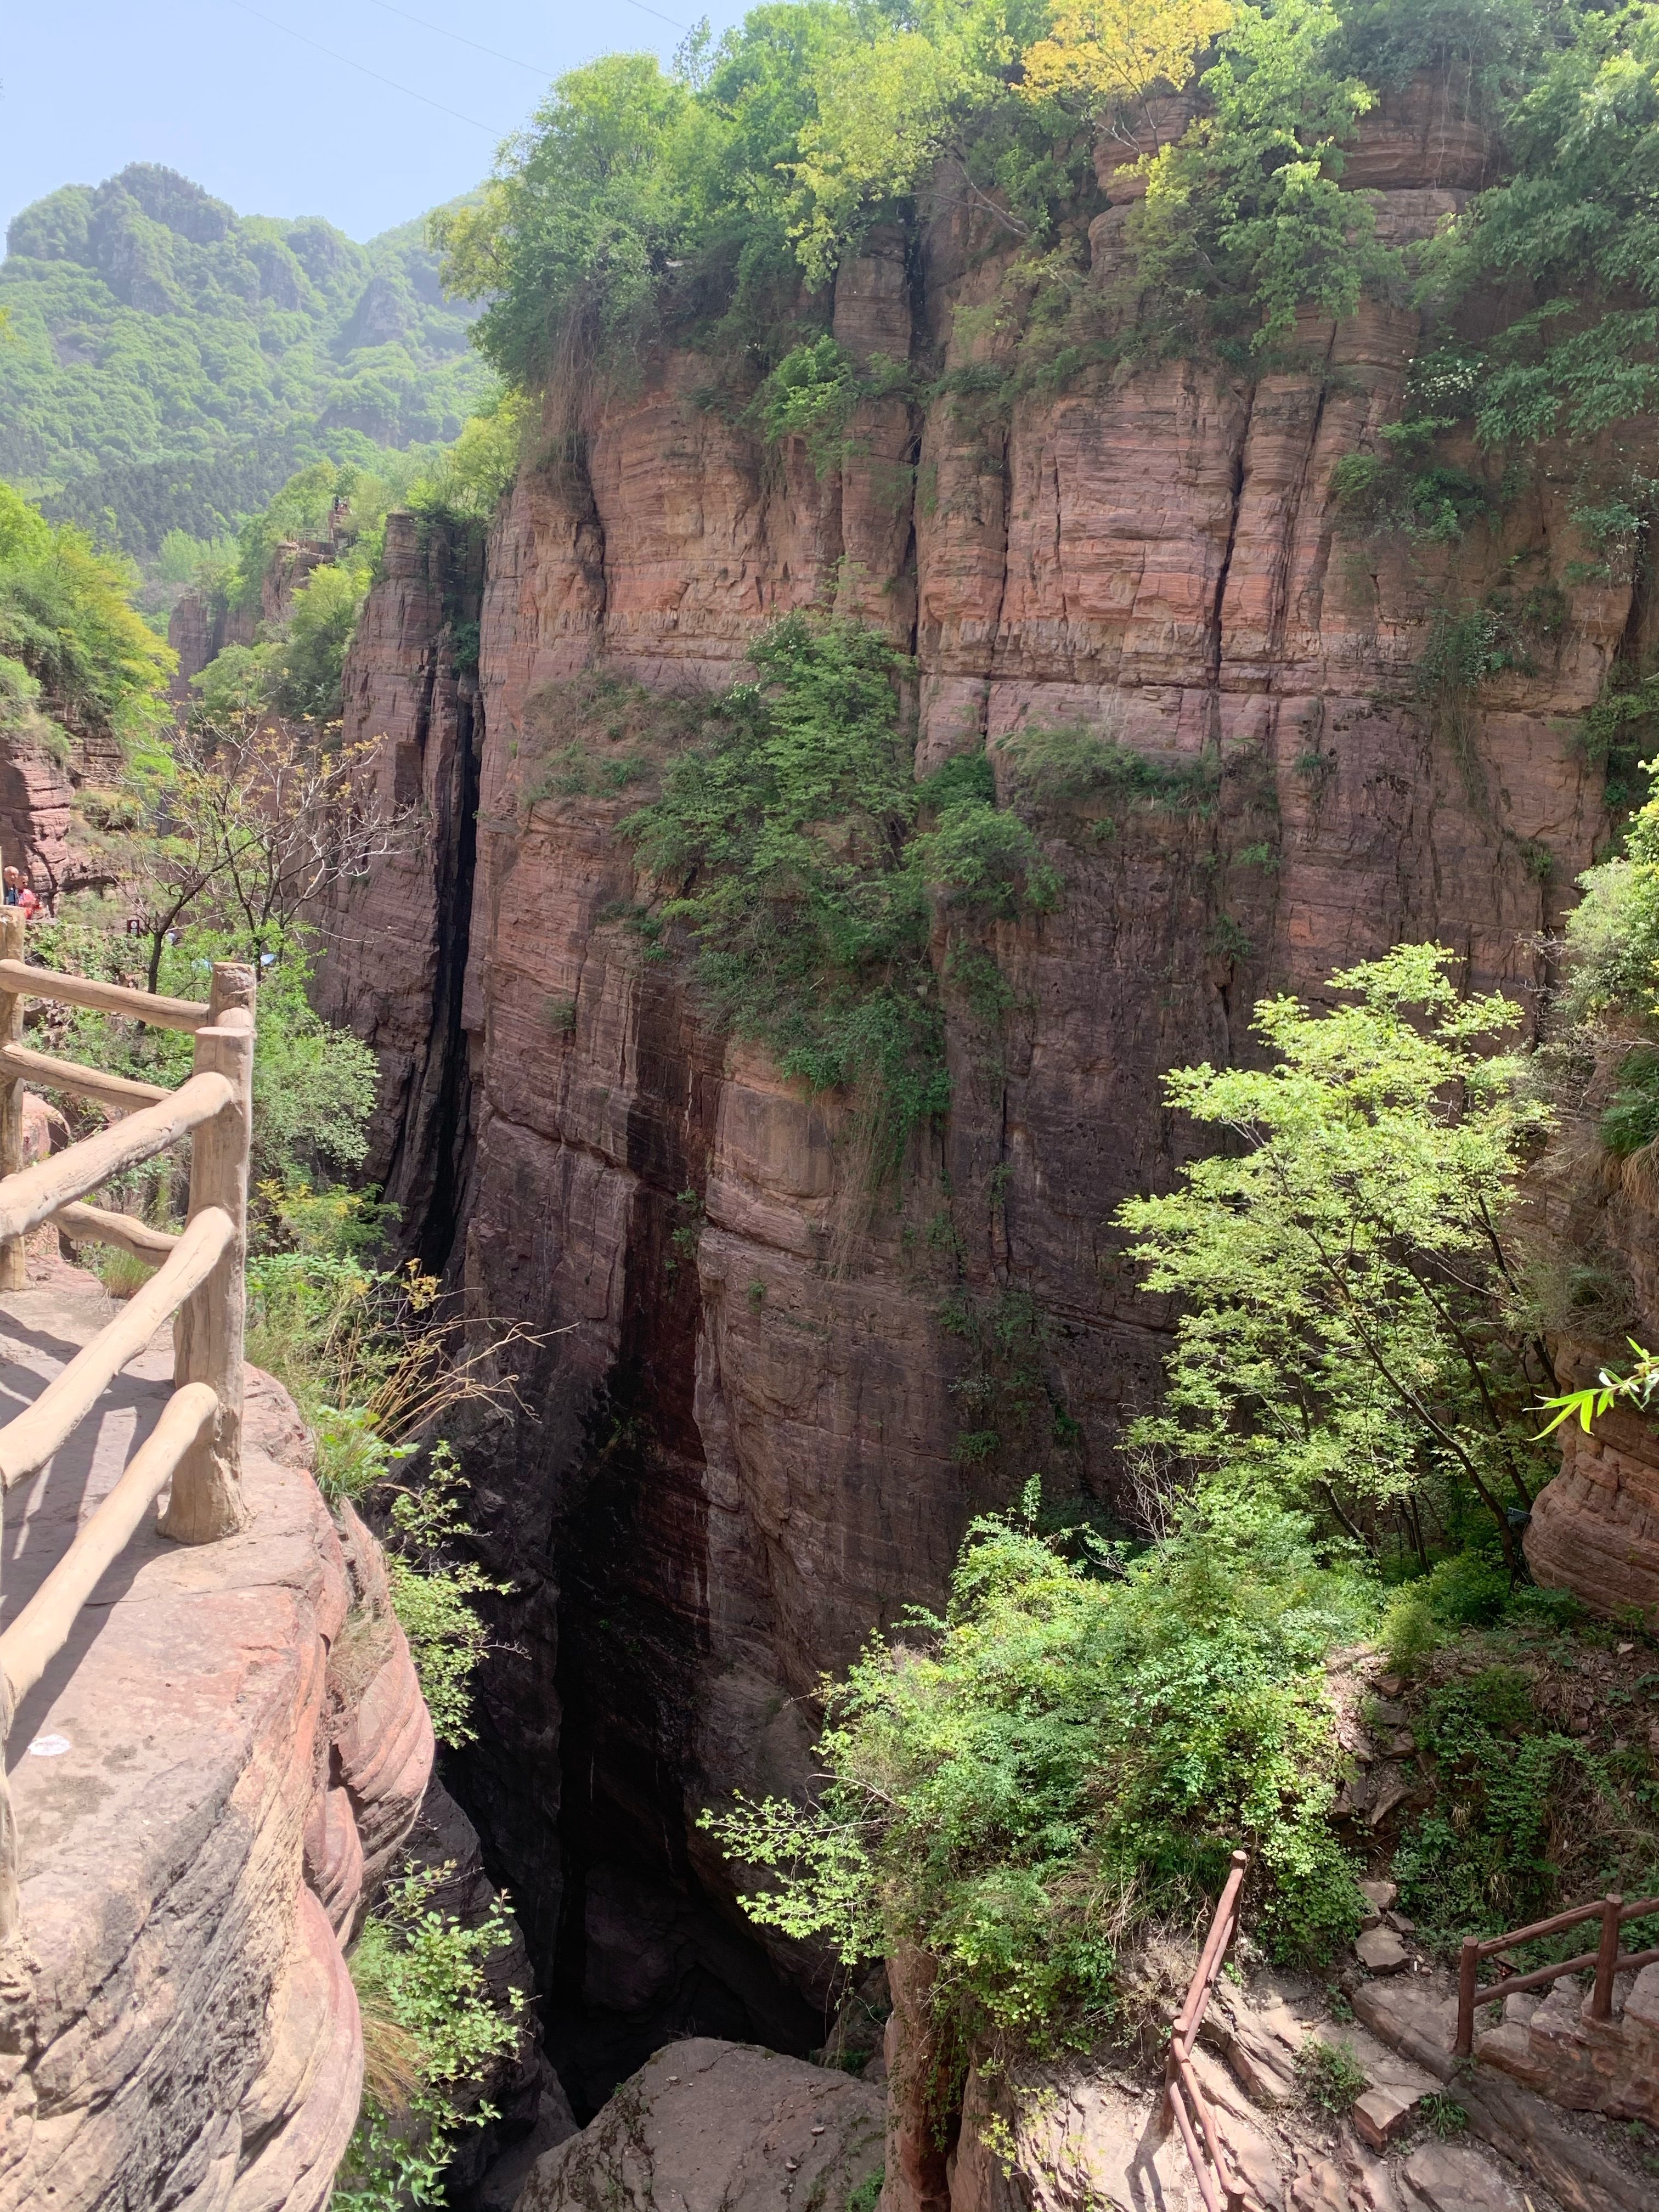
[1161,1850,1251,2212]
[0,910,254,1943]
[1454,1889,1659,2058]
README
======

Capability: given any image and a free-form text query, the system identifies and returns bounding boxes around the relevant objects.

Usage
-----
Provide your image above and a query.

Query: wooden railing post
[1591,1894,1624,2022]
[0,908,27,1292]
[0,1666,17,1945]
[160,963,254,1543]
[1455,1937,1481,2058]
[206,959,257,1030]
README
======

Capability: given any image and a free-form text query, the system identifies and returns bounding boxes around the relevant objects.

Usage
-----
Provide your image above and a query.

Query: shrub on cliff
[1117,943,1554,1576]
[1559,776,1659,1036]
[336,1862,525,2210]
[619,613,1054,1172]
[705,1482,1367,2051]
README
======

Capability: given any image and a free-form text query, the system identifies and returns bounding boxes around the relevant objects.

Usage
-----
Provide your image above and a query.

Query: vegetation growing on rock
[336,1863,525,2210]
[534,615,1058,1173]
[707,1483,1368,2052]
[707,935,1659,2067]
[0,479,172,759]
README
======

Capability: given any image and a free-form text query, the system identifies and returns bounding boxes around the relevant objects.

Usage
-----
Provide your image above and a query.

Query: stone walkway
[0,1264,387,2212]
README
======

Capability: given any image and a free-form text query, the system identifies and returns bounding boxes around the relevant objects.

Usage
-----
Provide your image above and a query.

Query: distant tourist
[4,869,41,918]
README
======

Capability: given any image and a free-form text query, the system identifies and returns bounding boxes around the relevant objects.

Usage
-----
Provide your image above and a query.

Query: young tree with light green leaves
[1116,943,1554,1573]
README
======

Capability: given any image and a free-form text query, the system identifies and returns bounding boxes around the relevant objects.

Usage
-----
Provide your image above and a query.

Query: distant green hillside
[0,164,493,557]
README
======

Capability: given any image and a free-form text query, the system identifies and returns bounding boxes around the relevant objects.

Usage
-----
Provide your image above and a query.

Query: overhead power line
[615,0,691,29]
[220,0,506,134]
[351,0,556,76]
[350,0,699,66]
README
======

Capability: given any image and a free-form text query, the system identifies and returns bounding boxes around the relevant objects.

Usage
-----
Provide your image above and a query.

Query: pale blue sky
[2,0,749,245]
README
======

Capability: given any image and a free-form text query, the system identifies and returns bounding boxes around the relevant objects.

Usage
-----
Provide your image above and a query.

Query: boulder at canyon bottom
[513,2039,885,2212]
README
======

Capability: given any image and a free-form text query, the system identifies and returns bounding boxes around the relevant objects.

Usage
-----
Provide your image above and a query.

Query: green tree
[1130,0,1385,352]
[0,478,172,747]
[435,52,726,386]
[705,1484,1366,2050]
[1116,944,1553,1570]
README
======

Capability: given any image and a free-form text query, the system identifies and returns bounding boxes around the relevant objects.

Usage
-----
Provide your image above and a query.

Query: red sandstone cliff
[312,91,1648,2100]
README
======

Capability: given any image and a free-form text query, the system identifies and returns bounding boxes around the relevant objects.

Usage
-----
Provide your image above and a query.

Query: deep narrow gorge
[234,71,1658,2121]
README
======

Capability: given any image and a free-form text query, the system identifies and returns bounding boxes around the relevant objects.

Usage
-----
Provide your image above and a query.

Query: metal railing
[0,908,254,1944]
[1162,1849,1250,2212]
[1454,1889,1659,2058]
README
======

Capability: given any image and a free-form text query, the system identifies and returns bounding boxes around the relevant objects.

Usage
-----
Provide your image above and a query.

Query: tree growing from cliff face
[1117,944,1554,1572]
[704,1482,1368,2046]
[1020,0,1233,111]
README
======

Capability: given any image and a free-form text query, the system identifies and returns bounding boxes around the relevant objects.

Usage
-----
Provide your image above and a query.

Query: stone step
[1472,1964,1659,2130]
[1353,1973,1655,2212]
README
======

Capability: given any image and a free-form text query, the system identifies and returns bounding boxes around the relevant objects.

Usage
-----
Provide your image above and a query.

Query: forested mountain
[0,163,493,556]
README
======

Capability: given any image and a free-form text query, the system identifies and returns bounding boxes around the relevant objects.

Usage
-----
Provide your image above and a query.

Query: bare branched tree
[133,688,421,986]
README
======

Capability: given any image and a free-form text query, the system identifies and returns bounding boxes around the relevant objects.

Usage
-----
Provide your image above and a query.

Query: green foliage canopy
[0,479,172,751]
[1117,945,1553,1565]
[706,1486,1367,2049]
[437,0,1206,385]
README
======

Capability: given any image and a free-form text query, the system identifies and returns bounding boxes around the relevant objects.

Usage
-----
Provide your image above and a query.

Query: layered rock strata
[311,509,483,1262]
[309,96,1652,2097]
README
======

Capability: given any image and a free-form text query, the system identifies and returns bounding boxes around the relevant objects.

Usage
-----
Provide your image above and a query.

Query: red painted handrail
[1163,1850,1250,2212]
[1453,1889,1659,2057]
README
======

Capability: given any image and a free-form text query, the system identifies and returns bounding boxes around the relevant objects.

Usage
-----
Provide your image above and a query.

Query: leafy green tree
[1021,0,1233,111]
[1116,944,1552,1570]
[1431,2,1659,449]
[1130,0,1386,352]
[0,478,172,747]
[705,1484,1367,2049]
[1556,767,1659,1030]
[272,565,369,719]
[405,392,528,523]
[435,53,727,385]
[381,1441,510,1747]
[437,0,1083,376]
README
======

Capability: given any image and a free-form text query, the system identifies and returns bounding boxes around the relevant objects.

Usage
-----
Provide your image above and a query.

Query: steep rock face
[0,1292,433,2211]
[321,109,1638,2108]
[312,510,483,1261]
[1525,1135,1659,1626]
[0,723,75,901]
[168,586,257,707]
